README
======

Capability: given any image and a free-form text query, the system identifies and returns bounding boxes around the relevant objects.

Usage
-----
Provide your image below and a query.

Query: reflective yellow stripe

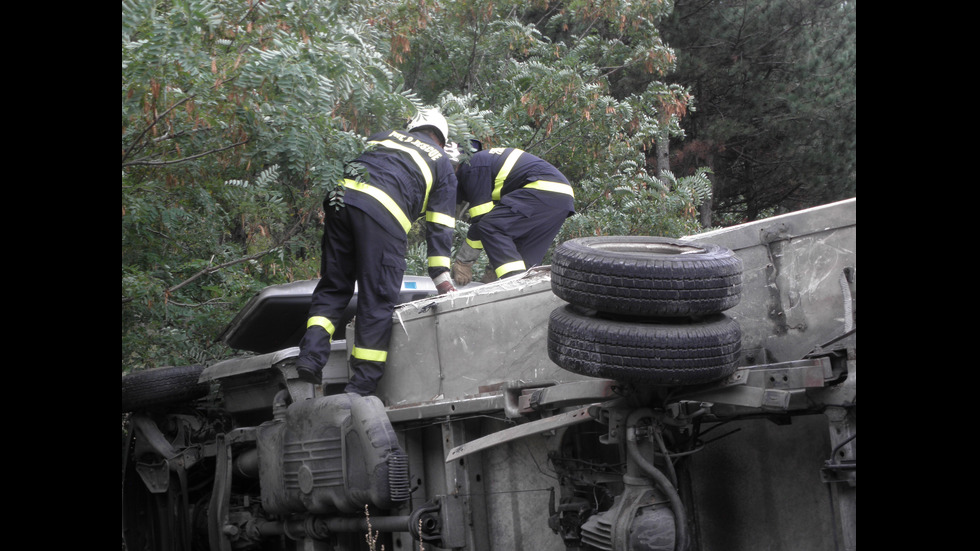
[307,316,336,339]
[428,256,450,268]
[493,149,523,200]
[495,260,526,277]
[352,346,387,362]
[468,201,494,218]
[426,211,455,228]
[368,139,433,213]
[525,180,574,197]
[466,238,483,250]
[342,179,412,234]
[367,140,433,189]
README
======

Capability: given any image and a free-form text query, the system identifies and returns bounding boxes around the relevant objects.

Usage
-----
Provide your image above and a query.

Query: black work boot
[296,365,321,384]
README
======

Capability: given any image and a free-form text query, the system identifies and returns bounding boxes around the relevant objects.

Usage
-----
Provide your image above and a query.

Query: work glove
[433,272,457,295]
[480,266,498,284]
[436,280,456,294]
[452,260,473,286]
[452,240,482,286]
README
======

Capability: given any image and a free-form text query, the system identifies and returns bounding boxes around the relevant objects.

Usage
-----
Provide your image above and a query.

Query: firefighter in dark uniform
[451,146,575,284]
[295,108,458,396]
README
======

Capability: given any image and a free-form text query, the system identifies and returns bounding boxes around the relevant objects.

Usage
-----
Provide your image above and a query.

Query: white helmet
[444,141,462,167]
[407,108,449,146]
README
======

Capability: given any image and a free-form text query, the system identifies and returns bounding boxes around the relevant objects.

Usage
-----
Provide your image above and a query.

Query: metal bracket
[820,460,856,486]
[130,414,206,492]
[134,458,171,494]
[513,379,619,416]
[435,495,466,548]
[406,496,467,549]
[445,403,605,463]
[498,378,618,418]
[280,363,321,402]
[668,357,842,416]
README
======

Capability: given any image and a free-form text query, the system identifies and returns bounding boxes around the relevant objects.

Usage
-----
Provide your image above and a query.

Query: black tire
[121,364,209,413]
[551,236,742,317]
[548,305,742,386]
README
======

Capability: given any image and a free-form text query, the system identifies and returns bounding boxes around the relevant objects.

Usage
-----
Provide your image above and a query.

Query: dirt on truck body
[122,198,855,551]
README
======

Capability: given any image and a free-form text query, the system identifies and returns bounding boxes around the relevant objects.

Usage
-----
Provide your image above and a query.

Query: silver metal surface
[681,198,856,365]
[445,404,600,463]
[366,268,594,407]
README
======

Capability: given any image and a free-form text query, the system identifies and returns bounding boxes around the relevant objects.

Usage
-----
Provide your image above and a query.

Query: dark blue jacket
[456,147,574,226]
[342,129,457,279]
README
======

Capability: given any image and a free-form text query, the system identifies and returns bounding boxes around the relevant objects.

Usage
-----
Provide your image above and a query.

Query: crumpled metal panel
[681,198,856,364]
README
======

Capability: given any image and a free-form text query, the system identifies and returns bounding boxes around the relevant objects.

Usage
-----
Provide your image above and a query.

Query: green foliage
[122,0,430,372]
[662,0,856,221]
[399,0,707,249]
[554,167,713,252]
[121,0,728,372]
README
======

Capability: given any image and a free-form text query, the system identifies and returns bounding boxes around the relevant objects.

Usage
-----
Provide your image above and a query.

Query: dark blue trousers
[296,204,407,395]
[476,189,571,277]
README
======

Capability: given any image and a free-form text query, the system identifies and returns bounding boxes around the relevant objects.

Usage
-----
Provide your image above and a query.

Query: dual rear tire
[548,236,744,386]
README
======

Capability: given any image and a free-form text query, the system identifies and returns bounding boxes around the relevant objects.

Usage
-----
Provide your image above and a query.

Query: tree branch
[122,139,250,167]
[122,95,194,164]
[122,218,309,305]
[167,250,271,295]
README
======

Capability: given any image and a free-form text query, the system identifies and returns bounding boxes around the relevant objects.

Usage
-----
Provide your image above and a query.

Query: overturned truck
[122,198,856,551]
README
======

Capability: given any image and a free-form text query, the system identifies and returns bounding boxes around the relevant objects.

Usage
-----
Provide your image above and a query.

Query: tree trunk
[656,130,670,186]
[699,195,713,228]
[699,152,716,227]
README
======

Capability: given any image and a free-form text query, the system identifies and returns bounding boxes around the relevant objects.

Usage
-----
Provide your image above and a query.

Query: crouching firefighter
[451,145,576,284]
[295,108,459,396]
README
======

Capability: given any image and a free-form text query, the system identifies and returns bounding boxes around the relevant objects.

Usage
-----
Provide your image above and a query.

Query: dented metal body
[122,199,855,551]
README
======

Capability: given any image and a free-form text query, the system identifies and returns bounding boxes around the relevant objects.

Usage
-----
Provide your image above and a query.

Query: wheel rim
[590,241,705,256]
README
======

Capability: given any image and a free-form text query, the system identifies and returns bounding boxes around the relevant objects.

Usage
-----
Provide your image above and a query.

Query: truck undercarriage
[123,199,855,551]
